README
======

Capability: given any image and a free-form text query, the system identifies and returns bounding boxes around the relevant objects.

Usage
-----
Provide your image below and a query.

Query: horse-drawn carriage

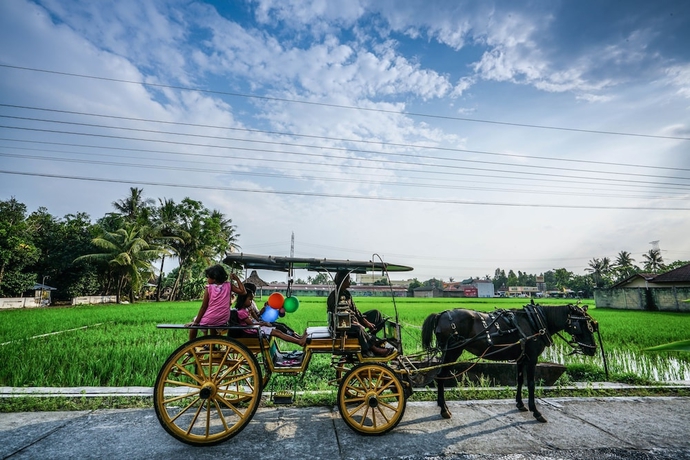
[153,253,601,446]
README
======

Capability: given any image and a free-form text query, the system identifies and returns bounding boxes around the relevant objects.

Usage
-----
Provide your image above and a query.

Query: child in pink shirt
[188,264,246,340]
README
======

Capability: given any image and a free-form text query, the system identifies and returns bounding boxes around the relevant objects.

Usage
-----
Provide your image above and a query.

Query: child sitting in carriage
[242,282,300,339]
[187,264,246,341]
[233,289,309,347]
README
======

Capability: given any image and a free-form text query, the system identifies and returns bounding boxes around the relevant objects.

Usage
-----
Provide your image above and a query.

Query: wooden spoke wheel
[337,363,406,436]
[153,336,262,446]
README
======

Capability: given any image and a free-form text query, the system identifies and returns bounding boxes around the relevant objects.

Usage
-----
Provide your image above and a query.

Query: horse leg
[436,348,462,419]
[526,360,547,423]
[515,359,527,412]
[437,373,452,419]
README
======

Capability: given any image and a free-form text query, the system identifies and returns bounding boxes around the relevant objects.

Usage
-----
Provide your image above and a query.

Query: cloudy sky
[1,0,689,282]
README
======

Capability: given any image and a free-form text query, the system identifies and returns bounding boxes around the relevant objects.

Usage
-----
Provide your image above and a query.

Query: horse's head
[564,304,598,356]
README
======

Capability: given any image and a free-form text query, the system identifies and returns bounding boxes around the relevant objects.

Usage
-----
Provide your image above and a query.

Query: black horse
[421,303,598,422]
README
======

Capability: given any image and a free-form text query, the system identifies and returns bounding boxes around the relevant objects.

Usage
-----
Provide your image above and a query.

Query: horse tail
[421,313,439,351]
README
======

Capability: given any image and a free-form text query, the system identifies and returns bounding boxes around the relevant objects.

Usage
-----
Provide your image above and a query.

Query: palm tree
[585,257,611,288]
[642,249,665,273]
[75,223,169,303]
[168,198,210,301]
[162,198,242,301]
[152,198,188,301]
[112,187,155,225]
[614,251,637,281]
[208,210,240,259]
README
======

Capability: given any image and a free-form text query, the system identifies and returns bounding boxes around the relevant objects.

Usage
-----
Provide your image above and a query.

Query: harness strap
[480,316,493,345]
[524,304,553,347]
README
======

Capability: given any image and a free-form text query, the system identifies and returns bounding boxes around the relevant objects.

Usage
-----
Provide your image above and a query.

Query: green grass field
[1,297,689,388]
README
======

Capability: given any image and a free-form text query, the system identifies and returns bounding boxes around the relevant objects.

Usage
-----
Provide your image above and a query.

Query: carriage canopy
[222,253,414,274]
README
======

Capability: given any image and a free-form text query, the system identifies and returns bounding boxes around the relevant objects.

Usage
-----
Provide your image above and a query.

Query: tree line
[0,188,239,303]
[404,250,686,298]
[1,190,687,302]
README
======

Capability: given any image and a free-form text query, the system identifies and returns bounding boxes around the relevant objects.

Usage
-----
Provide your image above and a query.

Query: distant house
[442,279,495,298]
[595,263,690,312]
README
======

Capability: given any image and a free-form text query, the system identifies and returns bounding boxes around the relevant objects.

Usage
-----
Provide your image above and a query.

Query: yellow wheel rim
[337,363,406,435]
[154,337,262,446]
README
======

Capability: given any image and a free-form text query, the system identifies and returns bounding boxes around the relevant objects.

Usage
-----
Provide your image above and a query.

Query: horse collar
[524,304,553,347]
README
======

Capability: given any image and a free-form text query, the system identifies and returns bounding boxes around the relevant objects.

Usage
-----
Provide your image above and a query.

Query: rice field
[1,297,688,388]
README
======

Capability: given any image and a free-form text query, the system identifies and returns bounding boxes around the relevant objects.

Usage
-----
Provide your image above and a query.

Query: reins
[427,308,552,380]
[428,304,601,381]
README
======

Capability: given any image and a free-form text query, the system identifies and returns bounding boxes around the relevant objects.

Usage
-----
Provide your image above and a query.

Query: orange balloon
[267,292,285,309]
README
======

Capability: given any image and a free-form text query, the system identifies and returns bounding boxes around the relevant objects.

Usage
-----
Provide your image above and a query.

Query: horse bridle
[559,305,598,355]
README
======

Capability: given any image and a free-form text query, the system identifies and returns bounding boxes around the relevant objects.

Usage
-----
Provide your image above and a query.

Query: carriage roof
[222,253,413,274]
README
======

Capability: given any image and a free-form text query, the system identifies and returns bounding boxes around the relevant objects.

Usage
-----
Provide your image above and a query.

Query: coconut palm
[75,223,170,303]
[152,198,188,301]
[112,187,155,225]
[208,209,241,259]
[585,257,611,288]
[614,251,637,281]
[642,249,665,273]
[157,198,242,301]
[168,198,214,301]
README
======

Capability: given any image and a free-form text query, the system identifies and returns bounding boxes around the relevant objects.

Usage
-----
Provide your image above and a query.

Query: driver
[327,270,391,357]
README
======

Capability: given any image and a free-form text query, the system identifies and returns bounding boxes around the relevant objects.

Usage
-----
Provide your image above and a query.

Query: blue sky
[1,0,689,281]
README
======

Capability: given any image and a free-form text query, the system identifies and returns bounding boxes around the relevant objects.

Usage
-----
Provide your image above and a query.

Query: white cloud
[665,65,690,98]
[2,0,690,282]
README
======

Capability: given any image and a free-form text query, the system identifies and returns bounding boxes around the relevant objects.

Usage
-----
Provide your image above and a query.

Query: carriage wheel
[337,363,406,435]
[153,336,262,446]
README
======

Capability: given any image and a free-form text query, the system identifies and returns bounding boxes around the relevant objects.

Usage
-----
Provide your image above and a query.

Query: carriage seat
[306,326,332,339]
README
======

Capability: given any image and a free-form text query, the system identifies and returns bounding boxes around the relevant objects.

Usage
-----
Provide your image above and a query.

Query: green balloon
[283,296,300,313]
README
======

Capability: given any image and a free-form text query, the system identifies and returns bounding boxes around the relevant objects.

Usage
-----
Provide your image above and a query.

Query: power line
[5,139,687,196]
[2,169,689,211]
[4,150,684,200]
[2,64,688,141]
[2,125,689,189]
[12,114,690,180]
[2,104,688,173]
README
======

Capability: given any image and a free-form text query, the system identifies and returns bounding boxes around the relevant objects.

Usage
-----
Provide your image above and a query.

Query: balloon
[261,307,279,323]
[267,292,284,309]
[283,296,300,313]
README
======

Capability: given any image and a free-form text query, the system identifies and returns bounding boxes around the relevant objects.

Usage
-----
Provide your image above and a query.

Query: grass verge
[3,385,688,413]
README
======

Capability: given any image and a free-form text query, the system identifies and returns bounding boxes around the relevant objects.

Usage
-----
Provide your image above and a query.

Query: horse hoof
[517,404,528,412]
[536,415,547,423]
[441,410,452,419]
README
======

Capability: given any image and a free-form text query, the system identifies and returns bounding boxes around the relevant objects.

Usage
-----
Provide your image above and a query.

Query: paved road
[1,397,689,459]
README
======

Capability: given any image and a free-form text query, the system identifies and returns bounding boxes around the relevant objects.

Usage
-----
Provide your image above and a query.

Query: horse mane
[539,304,572,333]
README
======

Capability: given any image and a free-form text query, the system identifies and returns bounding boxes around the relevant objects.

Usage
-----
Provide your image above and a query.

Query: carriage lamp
[336,296,353,330]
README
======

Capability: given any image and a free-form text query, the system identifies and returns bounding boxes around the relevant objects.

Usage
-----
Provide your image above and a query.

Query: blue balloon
[261,307,279,323]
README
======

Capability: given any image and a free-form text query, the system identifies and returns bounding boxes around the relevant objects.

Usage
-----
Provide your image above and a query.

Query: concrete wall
[0,297,40,309]
[72,295,118,305]
[595,287,690,312]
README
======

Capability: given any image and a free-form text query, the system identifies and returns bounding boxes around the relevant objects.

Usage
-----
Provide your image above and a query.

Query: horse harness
[443,305,553,361]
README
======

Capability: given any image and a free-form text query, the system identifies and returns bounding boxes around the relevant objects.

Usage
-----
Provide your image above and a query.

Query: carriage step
[272,390,294,405]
